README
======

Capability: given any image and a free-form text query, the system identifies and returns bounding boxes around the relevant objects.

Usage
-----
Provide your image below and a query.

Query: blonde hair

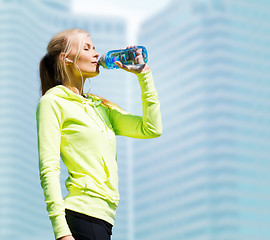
[39,29,88,95]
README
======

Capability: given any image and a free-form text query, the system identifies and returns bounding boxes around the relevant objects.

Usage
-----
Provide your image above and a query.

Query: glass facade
[135,0,270,240]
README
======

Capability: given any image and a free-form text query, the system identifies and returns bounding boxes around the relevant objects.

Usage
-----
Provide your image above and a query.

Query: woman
[36,29,162,240]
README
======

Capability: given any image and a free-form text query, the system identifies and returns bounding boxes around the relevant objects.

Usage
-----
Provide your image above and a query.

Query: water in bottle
[98,46,148,69]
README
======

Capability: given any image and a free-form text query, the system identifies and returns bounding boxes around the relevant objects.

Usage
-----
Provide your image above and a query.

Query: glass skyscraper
[0,0,130,239]
[134,0,270,240]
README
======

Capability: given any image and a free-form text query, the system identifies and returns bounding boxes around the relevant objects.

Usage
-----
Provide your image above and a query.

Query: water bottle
[98,46,148,69]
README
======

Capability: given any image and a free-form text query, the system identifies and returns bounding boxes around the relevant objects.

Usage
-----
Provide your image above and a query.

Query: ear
[59,52,72,65]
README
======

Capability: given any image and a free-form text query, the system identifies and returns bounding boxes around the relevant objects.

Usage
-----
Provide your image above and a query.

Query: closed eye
[84,43,95,51]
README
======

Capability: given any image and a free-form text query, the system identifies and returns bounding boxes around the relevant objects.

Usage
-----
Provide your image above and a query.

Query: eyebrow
[84,43,95,49]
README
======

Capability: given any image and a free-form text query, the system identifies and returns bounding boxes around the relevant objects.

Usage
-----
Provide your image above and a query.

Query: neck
[62,75,86,96]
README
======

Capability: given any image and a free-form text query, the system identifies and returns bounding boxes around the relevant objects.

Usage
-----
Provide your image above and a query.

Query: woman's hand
[57,235,75,240]
[115,46,150,74]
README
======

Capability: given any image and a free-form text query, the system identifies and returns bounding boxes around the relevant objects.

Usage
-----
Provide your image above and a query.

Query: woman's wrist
[136,63,150,74]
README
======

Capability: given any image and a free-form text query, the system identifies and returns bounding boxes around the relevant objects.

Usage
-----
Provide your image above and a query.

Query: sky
[71,0,172,43]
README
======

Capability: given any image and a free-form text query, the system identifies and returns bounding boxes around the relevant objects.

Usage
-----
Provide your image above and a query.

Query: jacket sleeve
[36,95,71,240]
[109,70,162,139]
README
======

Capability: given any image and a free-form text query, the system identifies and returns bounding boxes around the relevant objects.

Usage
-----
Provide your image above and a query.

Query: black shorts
[65,209,113,240]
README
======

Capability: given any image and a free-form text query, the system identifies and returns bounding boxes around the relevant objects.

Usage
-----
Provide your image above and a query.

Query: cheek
[79,60,98,74]
[77,58,91,69]
[77,53,90,63]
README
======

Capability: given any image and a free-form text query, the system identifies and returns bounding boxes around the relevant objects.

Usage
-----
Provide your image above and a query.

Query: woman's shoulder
[38,91,59,105]
[38,85,68,103]
[37,88,65,111]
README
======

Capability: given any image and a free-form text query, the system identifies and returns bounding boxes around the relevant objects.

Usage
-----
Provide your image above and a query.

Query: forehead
[70,34,93,50]
[84,35,93,45]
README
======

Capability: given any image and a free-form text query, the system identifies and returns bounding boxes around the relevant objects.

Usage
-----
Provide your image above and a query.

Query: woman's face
[68,35,100,78]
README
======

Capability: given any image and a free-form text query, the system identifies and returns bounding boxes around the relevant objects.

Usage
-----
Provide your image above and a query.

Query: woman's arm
[36,95,72,240]
[109,70,162,139]
[110,47,162,138]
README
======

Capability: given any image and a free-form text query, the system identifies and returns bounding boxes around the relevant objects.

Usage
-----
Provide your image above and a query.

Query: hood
[46,85,112,141]
[46,85,102,107]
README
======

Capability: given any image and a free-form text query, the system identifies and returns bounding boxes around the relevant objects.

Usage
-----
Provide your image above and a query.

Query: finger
[115,61,126,69]
[115,61,131,71]
[115,61,122,68]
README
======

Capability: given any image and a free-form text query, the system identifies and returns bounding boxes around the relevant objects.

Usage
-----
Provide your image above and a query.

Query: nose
[94,50,99,59]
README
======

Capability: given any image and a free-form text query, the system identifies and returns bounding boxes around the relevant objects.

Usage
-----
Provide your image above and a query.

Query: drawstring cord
[93,105,111,140]
[83,99,111,141]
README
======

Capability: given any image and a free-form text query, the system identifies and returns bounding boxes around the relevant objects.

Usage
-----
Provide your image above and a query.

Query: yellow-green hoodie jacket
[36,70,162,239]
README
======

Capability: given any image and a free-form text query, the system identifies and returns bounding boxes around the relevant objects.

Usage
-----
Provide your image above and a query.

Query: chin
[87,71,99,78]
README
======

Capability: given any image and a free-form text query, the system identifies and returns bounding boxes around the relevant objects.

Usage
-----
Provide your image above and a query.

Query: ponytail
[39,53,61,95]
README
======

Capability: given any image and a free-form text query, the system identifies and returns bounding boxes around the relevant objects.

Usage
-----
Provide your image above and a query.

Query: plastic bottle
[98,46,148,69]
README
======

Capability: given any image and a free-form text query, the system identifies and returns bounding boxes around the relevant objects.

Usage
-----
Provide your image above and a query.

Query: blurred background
[1,0,270,240]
